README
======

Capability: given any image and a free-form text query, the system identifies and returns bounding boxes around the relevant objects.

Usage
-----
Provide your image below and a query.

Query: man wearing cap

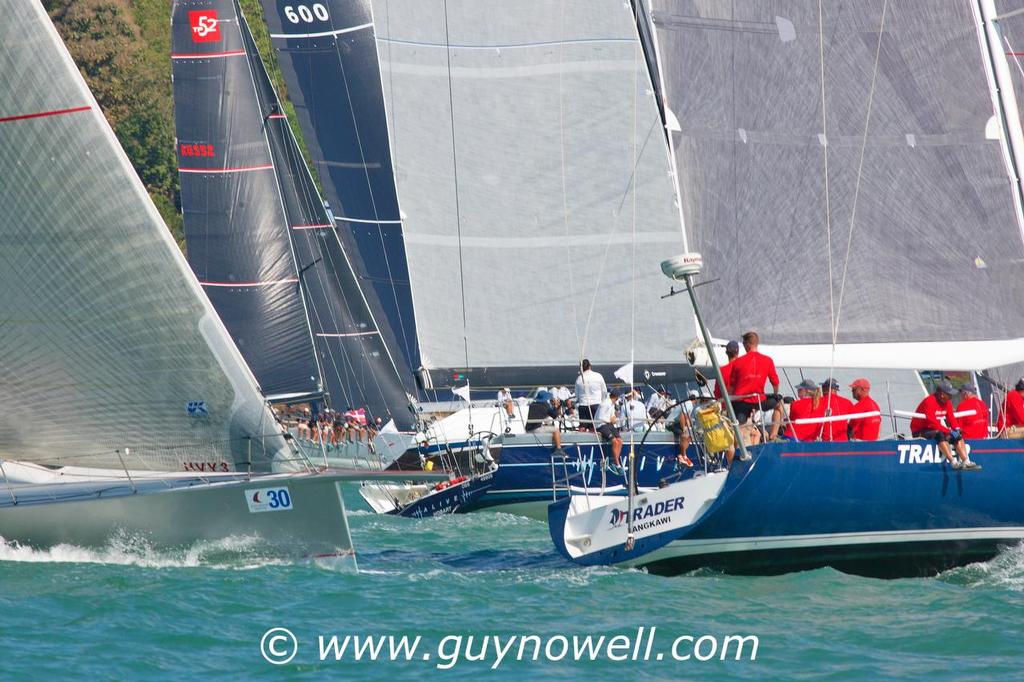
[497,387,516,421]
[664,397,694,468]
[997,379,1024,438]
[525,390,563,451]
[620,389,648,431]
[849,379,882,441]
[957,385,990,440]
[714,340,740,400]
[817,378,854,442]
[910,382,980,470]
[785,379,822,441]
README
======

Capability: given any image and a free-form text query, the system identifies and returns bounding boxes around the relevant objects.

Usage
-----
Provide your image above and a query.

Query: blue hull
[393,474,493,518]
[549,439,1024,577]
[467,435,690,513]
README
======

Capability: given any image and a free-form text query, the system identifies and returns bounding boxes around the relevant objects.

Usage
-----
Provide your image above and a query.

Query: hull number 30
[284,4,329,23]
[246,487,293,513]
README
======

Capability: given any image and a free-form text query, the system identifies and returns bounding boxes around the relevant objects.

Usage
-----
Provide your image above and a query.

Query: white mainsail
[371,0,697,384]
[0,0,290,473]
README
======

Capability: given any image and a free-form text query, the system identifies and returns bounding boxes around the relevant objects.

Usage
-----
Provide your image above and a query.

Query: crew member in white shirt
[594,390,623,471]
[620,390,649,432]
[574,359,607,432]
[496,387,516,420]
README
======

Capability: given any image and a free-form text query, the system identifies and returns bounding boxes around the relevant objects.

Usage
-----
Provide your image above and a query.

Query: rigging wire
[831,0,889,364]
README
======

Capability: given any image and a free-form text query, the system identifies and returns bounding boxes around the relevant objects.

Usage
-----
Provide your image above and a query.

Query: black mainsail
[172,0,320,400]
[256,0,420,393]
[172,0,414,427]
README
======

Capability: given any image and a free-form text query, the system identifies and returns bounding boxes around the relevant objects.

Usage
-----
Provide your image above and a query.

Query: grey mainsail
[370,0,697,388]
[257,0,421,394]
[0,0,289,472]
[649,1,1024,369]
[172,0,322,400]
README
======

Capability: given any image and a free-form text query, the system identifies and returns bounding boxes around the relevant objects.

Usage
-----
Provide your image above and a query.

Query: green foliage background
[46,0,318,251]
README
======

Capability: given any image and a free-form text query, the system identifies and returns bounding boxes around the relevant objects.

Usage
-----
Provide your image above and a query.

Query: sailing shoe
[962,461,983,471]
[949,459,962,470]
[677,454,694,468]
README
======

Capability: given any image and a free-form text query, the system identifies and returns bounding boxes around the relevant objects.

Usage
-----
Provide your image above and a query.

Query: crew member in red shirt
[785,378,822,442]
[726,331,782,442]
[910,381,980,470]
[848,378,881,441]
[956,385,990,440]
[816,378,854,442]
[997,379,1024,438]
[713,340,739,400]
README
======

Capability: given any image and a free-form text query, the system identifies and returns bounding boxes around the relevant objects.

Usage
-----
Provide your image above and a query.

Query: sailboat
[0,0,375,561]
[549,0,1024,577]
[172,0,497,516]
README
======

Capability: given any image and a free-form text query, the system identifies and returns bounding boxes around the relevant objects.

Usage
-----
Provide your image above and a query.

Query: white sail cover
[650,1,1024,369]
[372,0,695,379]
[0,0,290,472]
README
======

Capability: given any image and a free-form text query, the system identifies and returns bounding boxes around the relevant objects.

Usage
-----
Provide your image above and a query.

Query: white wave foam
[939,543,1024,591]
[0,533,293,570]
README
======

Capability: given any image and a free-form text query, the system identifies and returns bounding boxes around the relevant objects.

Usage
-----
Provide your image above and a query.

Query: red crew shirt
[910,394,958,434]
[850,395,881,441]
[815,392,854,442]
[997,390,1024,430]
[714,361,734,400]
[785,397,821,441]
[727,351,779,405]
[957,396,990,439]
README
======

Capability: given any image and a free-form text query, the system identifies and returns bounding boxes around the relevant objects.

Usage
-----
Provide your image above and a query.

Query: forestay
[172,0,322,399]
[0,0,290,472]
[371,0,696,387]
[650,1,1024,369]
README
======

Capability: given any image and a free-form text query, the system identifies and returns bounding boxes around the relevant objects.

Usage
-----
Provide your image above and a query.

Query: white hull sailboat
[0,0,368,562]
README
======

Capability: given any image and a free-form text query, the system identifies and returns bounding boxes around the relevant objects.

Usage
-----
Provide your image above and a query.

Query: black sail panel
[239,8,415,428]
[172,0,321,399]
[257,0,420,390]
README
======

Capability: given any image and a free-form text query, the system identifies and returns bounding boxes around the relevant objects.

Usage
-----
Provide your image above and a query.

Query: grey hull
[0,472,354,561]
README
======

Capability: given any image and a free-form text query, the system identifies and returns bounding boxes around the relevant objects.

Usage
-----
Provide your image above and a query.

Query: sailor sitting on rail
[956,385,990,440]
[817,379,854,442]
[525,391,563,453]
[726,331,784,443]
[910,381,980,471]
[784,379,822,442]
[848,378,881,441]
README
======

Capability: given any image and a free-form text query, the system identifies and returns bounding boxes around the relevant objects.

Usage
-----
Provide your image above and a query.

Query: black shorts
[577,404,596,427]
[597,423,620,442]
[730,398,778,424]
[913,429,962,445]
[666,420,690,438]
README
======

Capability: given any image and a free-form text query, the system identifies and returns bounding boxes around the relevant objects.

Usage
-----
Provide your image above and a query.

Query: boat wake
[939,542,1024,591]
[0,532,349,571]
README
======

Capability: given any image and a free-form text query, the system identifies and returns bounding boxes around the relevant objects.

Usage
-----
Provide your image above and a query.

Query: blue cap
[534,390,553,403]
[935,380,957,395]
[796,379,817,391]
[725,340,739,354]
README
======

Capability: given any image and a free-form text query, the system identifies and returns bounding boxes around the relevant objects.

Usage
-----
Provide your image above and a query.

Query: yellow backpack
[697,403,735,454]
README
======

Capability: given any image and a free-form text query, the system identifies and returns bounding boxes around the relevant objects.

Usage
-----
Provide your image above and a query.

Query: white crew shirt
[594,397,617,426]
[574,369,608,407]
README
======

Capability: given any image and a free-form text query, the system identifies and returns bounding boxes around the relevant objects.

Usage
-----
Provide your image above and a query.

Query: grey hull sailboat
[0,0,361,561]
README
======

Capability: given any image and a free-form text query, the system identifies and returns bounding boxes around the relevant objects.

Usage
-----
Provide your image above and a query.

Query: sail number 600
[284,3,329,23]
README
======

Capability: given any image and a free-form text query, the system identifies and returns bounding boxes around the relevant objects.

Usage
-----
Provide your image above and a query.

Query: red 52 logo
[188,10,222,42]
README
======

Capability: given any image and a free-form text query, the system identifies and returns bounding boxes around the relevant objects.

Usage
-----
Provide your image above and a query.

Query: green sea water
[1,482,1022,680]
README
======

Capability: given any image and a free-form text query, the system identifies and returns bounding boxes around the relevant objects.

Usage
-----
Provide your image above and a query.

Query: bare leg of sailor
[725,444,736,468]
[611,436,623,467]
[768,404,784,440]
[938,441,955,464]
[552,430,561,450]
[955,439,969,463]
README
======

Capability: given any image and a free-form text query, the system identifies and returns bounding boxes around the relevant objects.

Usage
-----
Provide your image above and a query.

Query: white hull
[0,465,355,563]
